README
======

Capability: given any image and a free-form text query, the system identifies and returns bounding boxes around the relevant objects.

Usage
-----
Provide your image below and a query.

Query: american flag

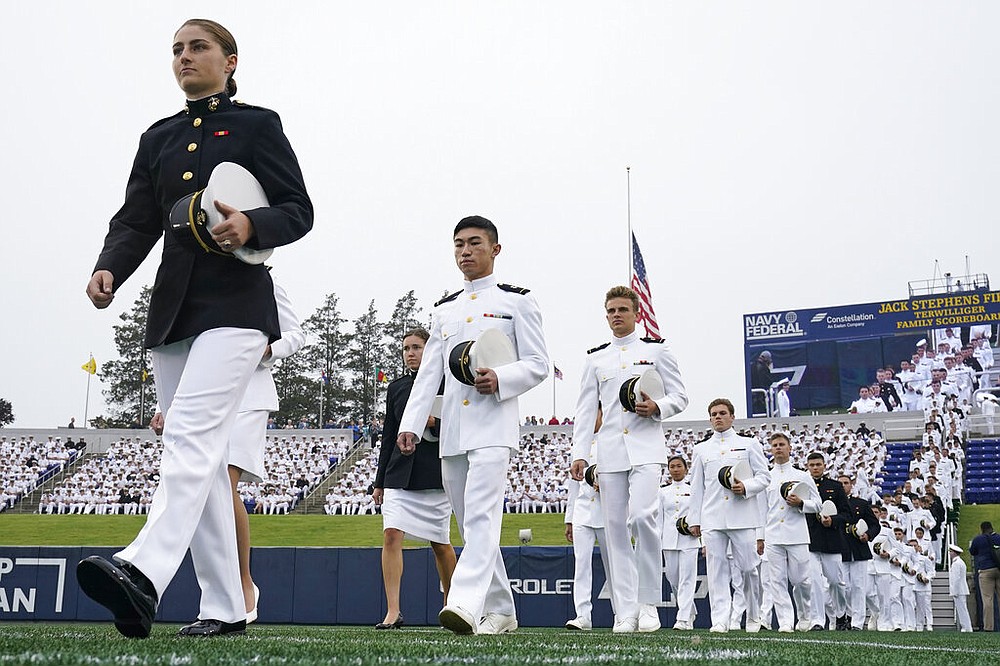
[630,232,661,340]
[553,365,564,381]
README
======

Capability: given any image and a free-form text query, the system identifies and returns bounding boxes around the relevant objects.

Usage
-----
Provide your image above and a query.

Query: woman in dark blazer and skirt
[77,18,312,638]
[372,328,456,629]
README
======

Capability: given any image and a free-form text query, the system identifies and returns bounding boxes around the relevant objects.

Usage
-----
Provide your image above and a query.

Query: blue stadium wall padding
[0,546,715,627]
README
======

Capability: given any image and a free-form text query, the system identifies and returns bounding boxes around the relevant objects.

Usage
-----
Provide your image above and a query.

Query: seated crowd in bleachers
[35,434,355,516]
[1,435,84,512]
[239,434,354,514]
[38,437,161,515]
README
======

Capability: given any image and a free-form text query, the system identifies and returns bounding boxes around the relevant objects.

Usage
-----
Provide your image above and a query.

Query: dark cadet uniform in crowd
[95,92,312,347]
[376,374,444,491]
[842,497,880,562]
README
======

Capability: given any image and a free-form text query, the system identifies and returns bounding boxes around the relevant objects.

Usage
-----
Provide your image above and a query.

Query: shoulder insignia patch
[641,337,665,344]
[587,342,610,354]
[434,290,462,307]
[498,283,530,295]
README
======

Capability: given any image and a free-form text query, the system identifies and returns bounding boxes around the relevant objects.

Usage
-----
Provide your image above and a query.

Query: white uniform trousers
[901,582,916,630]
[953,594,972,631]
[843,560,869,629]
[599,465,661,620]
[759,556,773,624]
[865,565,881,625]
[766,543,812,631]
[662,548,698,625]
[811,552,847,623]
[702,528,761,629]
[915,589,932,630]
[441,446,515,619]
[118,327,267,624]
[571,525,612,621]
[876,575,903,630]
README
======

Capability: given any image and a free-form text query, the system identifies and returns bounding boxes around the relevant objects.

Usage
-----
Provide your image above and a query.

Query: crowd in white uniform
[1,435,83,511]
[563,418,973,633]
[34,435,352,516]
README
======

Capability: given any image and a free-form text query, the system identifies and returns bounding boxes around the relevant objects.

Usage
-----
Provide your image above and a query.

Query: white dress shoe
[745,619,761,633]
[564,617,592,631]
[709,624,729,633]
[612,616,638,633]
[638,604,661,632]
[671,620,692,631]
[778,626,794,633]
[479,613,518,635]
[439,605,477,635]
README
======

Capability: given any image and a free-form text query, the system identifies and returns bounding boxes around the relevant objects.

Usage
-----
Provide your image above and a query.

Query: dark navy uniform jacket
[842,496,881,562]
[375,373,444,491]
[806,476,852,556]
[94,93,313,348]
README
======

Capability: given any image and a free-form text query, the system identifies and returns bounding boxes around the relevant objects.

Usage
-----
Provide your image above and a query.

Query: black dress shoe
[77,556,158,639]
[375,614,404,630]
[178,619,247,637]
[809,624,824,632]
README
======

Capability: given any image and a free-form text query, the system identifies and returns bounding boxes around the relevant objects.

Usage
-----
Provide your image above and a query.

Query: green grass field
[0,513,571,548]
[1,623,997,665]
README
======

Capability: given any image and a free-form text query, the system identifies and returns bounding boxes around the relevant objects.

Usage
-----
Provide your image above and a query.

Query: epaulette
[642,337,665,344]
[498,283,530,295]
[434,290,462,307]
[587,342,610,354]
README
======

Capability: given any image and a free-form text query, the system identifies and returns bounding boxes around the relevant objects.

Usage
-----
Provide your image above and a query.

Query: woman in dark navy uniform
[372,328,456,629]
[77,18,312,639]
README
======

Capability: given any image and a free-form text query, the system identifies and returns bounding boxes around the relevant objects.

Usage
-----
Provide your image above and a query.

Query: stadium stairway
[11,451,93,514]
[293,439,376,514]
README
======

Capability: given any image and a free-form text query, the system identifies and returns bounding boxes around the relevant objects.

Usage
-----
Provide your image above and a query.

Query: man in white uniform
[763,432,819,633]
[570,285,688,633]
[658,455,700,630]
[397,216,549,635]
[688,398,770,633]
[948,545,972,632]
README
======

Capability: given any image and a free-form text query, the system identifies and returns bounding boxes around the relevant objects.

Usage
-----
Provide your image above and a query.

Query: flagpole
[319,375,325,427]
[552,373,556,418]
[626,166,632,283]
[83,352,92,428]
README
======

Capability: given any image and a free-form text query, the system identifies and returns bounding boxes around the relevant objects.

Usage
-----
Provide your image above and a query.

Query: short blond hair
[604,286,639,313]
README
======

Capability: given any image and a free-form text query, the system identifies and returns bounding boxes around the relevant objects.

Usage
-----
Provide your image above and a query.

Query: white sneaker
[478,613,518,635]
[672,620,692,631]
[638,605,661,633]
[564,617,592,631]
[439,605,477,635]
[709,625,729,633]
[612,616,638,633]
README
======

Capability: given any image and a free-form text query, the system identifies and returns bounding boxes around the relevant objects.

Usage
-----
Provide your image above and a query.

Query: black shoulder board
[498,283,530,295]
[642,337,665,344]
[434,290,462,307]
[587,342,610,354]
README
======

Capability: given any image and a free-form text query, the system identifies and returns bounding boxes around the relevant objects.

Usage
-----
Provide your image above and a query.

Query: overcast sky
[3,2,998,428]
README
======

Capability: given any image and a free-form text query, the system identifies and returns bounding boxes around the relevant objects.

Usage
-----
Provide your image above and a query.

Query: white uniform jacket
[658,480,700,551]
[240,283,304,412]
[570,330,687,472]
[764,461,819,546]
[399,274,549,456]
[688,429,770,531]
[949,556,970,596]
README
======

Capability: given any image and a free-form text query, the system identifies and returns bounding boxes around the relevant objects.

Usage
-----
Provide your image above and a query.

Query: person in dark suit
[372,328,457,630]
[750,351,773,416]
[76,18,312,639]
[838,474,881,630]
[804,452,851,630]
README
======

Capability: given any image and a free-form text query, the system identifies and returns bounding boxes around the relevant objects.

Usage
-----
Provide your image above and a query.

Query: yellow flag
[81,356,97,375]
[141,369,148,382]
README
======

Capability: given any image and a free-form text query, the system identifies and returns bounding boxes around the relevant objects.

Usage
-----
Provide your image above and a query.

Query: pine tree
[382,290,424,380]
[0,398,13,427]
[99,286,156,428]
[344,300,385,429]
[301,293,349,425]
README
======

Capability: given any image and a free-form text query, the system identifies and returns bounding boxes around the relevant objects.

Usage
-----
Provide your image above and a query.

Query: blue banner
[0,546,714,629]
